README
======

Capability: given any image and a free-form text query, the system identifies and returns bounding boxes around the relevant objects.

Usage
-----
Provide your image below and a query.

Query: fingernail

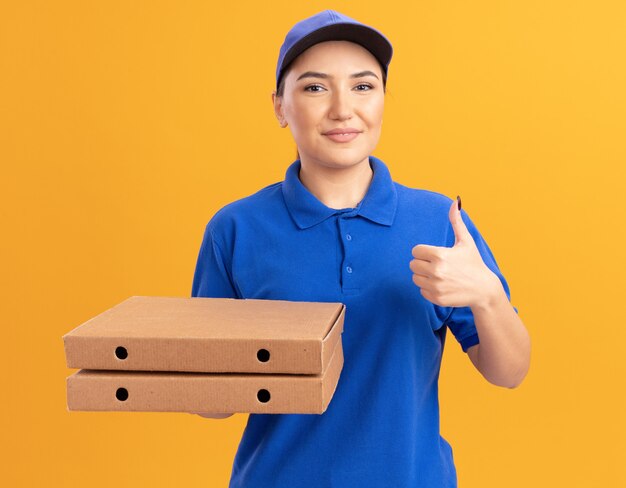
[456,195,462,211]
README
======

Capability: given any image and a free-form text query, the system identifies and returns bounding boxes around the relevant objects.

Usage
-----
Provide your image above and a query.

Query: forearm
[470,276,531,388]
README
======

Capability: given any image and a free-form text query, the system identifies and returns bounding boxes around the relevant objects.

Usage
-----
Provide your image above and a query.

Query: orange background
[2,1,625,487]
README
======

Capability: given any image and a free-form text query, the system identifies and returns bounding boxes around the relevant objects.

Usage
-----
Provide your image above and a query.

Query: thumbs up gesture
[410,196,500,309]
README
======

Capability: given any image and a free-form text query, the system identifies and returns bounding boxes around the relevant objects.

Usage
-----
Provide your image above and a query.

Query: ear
[272,91,287,128]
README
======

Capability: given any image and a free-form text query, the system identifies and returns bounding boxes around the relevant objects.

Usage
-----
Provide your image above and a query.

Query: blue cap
[276,10,393,91]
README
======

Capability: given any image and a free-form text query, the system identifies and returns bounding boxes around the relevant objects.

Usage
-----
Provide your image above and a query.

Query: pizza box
[63,296,345,374]
[66,338,344,414]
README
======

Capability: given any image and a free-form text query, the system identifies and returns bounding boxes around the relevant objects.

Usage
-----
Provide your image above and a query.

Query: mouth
[323,132,361,143]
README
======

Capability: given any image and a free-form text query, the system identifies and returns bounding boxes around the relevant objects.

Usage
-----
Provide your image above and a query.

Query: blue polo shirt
[192,155,518,488]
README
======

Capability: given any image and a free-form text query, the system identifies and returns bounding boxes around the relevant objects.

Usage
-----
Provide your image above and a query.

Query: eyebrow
[295,70,380,81]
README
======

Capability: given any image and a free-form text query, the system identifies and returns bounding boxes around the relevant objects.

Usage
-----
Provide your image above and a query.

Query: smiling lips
[323,127,362,143]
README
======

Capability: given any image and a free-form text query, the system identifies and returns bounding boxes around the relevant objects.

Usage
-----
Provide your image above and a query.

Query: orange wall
[2,1,624,487]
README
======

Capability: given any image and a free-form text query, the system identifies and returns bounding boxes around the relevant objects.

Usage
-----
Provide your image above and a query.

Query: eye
[304,84,325,92]
[303,83,374,93]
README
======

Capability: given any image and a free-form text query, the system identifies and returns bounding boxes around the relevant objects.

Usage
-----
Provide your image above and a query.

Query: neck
[298,155,373,209]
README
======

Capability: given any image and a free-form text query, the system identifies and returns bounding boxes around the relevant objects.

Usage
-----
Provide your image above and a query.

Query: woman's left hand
[409,198,502,309]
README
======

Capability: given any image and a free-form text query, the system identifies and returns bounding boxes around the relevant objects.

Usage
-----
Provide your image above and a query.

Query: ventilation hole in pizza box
[115,346,128,360]
[116,388,129,401]
[257,349,270,362]
[257,389,271,403]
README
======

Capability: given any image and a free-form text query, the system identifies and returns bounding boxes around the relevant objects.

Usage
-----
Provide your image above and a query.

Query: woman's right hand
[191,412,235,419]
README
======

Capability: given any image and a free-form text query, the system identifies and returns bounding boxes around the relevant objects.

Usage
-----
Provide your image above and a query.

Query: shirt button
[346,266,353,273]
[346,234,352,241]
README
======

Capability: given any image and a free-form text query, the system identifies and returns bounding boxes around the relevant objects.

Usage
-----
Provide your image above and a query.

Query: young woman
[191,10,530,488]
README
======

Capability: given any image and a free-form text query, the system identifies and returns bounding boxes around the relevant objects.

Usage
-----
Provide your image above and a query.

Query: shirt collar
[282,155,398,230]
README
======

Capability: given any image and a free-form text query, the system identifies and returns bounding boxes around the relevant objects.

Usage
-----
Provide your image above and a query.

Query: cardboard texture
[63,296,345,374]
[66,340,344,414]
[63,296,346,414]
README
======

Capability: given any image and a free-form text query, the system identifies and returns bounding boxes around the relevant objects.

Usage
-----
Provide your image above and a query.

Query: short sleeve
[191,223,240,299]
[442,207,519,353]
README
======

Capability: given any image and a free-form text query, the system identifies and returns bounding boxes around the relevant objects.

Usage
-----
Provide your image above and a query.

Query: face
[272,40,385,170]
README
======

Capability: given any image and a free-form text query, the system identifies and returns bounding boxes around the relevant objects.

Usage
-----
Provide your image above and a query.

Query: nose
[328,88,353,121]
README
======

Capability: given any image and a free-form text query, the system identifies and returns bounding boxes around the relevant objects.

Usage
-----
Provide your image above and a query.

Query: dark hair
[276,58,388,161]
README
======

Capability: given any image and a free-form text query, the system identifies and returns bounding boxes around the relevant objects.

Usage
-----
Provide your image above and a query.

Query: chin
[323,149,370,166]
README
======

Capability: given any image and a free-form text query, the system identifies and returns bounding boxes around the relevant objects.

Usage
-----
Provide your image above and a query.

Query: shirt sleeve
[442,207,519,353]
[191,223,240,299]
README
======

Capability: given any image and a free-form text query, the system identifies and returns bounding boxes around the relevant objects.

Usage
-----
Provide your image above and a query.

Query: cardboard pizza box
[63,296,345,374]
[65,339,344,414]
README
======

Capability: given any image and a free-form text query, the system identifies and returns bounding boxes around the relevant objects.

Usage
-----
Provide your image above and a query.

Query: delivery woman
[191,9,531,488]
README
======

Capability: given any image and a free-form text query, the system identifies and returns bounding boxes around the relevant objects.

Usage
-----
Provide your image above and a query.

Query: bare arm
[465,277,531,388]
[410,198,530,388]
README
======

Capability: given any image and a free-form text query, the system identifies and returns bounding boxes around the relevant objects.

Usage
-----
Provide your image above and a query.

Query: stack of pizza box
[63,296,345,414]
